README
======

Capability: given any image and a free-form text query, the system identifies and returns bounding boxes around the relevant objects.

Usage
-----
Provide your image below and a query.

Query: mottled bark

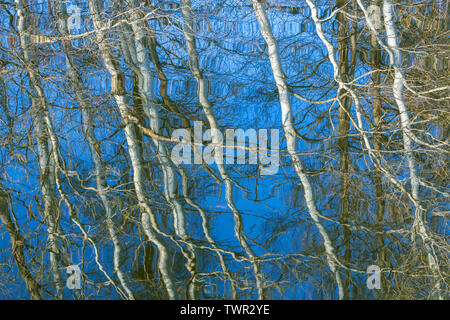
[369,0,386,266]
[116,0,198,298]
[52,0,135,300]
[181,0,264,299]
[336,0,353,299]
[15,0,63,298]
[253,0,344,299]
[88,0,177,299]
[0,188,41,299]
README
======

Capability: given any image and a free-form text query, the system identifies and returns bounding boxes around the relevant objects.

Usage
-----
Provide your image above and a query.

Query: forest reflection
[0,0,448,300]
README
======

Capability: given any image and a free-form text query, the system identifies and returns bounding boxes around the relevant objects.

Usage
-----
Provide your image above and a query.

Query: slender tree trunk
[357,0,443,298]
[52,0,135,300]
[368,0,386,267]
[253,0,344,299]
[381,0,442,299]
[0,188,41,299]
[181,0,265,299]
[88,0,177,299]
[15,0,64,298]
[116,2,236,296]
[116,0,198,298]
[336,0,353,299]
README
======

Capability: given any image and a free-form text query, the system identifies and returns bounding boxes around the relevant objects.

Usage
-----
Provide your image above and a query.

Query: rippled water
[0,0,448,300]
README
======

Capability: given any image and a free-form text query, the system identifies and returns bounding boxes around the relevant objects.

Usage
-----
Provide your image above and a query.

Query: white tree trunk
[53,0,135,300]
[381,0,442,299]
[355,0,442,300]
[88,0,177,299]
[181,0,264,299]
[15,0,64,299]
[118,0,198,298]
[253,0,344,299]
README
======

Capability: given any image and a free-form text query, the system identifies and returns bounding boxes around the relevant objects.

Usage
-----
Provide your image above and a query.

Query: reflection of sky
[1,0,446,300]
[0,1,347,298]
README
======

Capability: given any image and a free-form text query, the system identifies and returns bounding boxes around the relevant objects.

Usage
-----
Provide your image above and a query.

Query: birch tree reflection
[0,0,448,300]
